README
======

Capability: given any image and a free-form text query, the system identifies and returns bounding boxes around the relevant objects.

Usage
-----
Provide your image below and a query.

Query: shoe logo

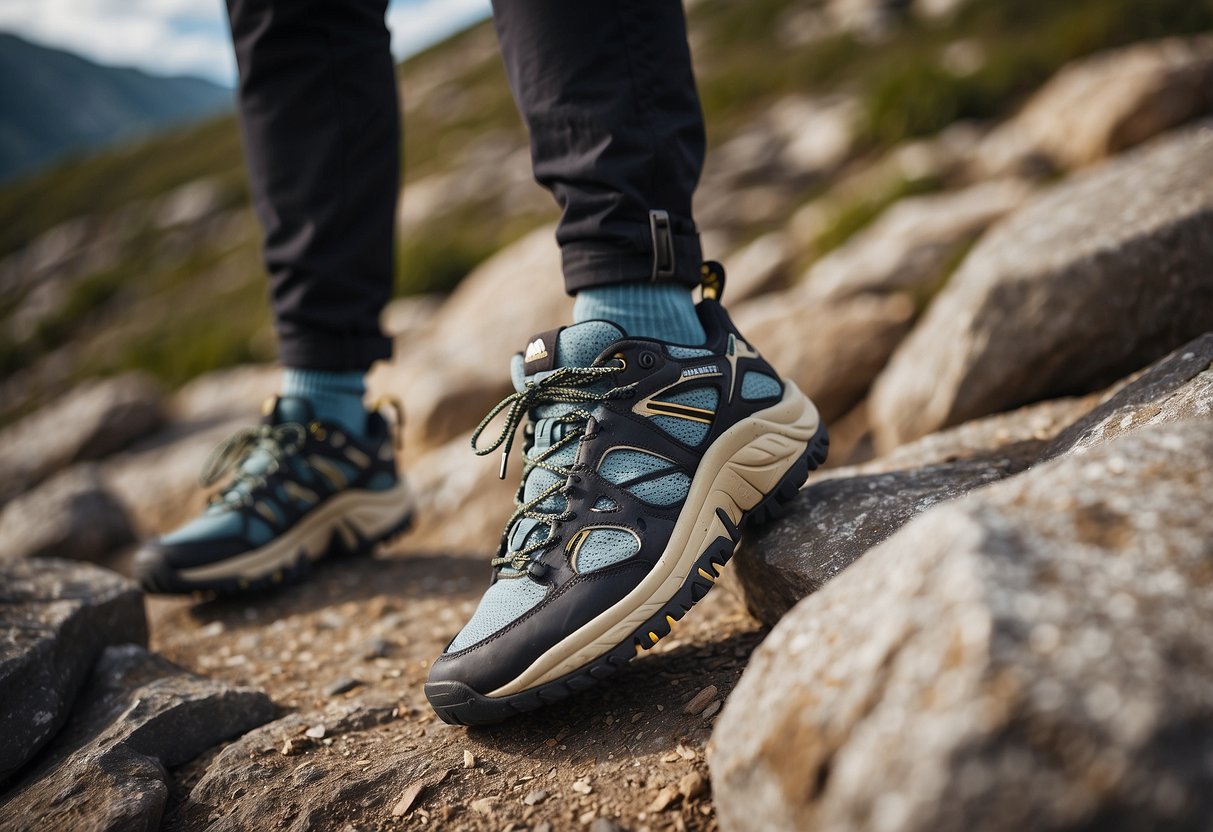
[524,338,549,362]
[681,364,719,378]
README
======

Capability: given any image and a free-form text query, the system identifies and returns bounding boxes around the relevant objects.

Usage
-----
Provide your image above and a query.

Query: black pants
[226,0,706,371]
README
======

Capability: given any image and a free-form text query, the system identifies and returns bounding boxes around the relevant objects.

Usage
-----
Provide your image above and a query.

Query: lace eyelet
[638,351,657,369]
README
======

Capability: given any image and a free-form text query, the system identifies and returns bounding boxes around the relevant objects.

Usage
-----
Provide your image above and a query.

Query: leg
[427,1,829,724]
[135,0,414,595]
[228,0,398,373]
[492,0,708,344]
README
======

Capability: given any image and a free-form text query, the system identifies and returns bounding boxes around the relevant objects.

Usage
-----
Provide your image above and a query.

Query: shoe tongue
[512,320,626,392]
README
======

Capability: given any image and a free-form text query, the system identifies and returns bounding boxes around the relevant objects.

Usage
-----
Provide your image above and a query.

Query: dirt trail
[148,544,764,831]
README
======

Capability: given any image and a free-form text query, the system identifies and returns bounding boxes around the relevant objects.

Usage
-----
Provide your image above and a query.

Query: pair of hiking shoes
[135,265,828,725]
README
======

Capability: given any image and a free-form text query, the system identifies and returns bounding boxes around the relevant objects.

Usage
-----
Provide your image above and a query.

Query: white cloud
[0,0,491,86]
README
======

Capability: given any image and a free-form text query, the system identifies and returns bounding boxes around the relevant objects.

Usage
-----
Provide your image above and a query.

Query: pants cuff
[561,233,703,294]
[277,331,393,372]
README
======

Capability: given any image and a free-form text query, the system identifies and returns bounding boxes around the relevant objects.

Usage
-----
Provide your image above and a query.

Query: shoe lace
[199,422,307,506]
[470,364,635,575]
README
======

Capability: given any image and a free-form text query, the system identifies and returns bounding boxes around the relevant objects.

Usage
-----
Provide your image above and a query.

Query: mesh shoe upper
[148,396,399,570]
[436,295,790,689]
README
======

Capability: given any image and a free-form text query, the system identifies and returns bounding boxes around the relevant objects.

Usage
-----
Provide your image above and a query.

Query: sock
[281,368,368,438]
[573,282,705,345]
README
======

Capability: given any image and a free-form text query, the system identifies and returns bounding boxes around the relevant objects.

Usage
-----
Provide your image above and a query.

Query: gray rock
[177,702,406,832]
[734,444,1038,626]
[0,373,165,505]
[734,291,915,424]
[711,421,1213,832]
[0,559,146,783]
[977,35,1213,175]
[1044,332,1213,459]
[0,466,134,563]
[870,123,1213,450]
[867,395,1095,473]
[0,645,275,832]
[804,180,1032,301]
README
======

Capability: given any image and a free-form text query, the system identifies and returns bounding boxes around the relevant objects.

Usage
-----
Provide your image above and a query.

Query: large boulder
[978,35,1213,175]
[870,123,1213,450]
[732,446,1037,626]
[804,180,1032,301]
[1043,332,1213,459]
[0,559,146,783]
[0,645,275,831]
[735,335,1211,626]
[711,420,1213,832]
[0,466,134,563]
[729,394,1094,626]
[0,373,165,505]
[734,291,915,424]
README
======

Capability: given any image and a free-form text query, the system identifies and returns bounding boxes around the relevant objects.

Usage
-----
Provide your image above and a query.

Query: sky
[0,0,492,86]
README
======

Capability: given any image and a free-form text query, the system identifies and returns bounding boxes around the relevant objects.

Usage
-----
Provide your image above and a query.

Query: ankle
[281,368,368,438]
[572,282,705,345]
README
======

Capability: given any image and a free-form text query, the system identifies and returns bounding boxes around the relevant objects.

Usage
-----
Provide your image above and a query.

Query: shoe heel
[746,422,829,527]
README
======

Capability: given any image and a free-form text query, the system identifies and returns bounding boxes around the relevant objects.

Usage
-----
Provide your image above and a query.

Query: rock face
[0,373,165,505]
[734,291,915,423]
[1044,332,1213,459]
[711,421,1213,832]
[0,559,147,783]
[177,701,403,832]
[870,123,1213,450]
[0,645,275,832]
[979,35,1213,174]
[804,180,1032,301]
[734,444,1039,626]
[0,466,134,563]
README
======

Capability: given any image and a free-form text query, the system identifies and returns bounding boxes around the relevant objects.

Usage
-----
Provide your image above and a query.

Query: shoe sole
[136,480,415,595]
[426,383,829,725]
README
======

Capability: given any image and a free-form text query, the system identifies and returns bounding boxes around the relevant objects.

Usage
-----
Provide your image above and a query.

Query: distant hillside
[0,32,232,182]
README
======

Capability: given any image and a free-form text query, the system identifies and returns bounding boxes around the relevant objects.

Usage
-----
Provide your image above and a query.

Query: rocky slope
[3,4,1213,831]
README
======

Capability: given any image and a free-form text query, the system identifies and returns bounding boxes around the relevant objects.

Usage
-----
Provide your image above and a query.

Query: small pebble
[571,778,593,795]
[679,771,707,801]
[304,724,326,739]
[523,789,549,806]
[701,699,722,720]
[589,819,622,832]
[684,685,718,715]
[463,750,476,769]
[649,785,680,813]
[324,677,363,696]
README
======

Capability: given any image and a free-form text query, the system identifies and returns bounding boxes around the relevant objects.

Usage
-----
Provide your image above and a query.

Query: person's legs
[230,0,399,380]
[492,0,707,344]
[427,1,829,724]
[135,0,413,594]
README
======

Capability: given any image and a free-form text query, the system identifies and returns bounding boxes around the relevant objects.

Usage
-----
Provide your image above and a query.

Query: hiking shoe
[425,263,829,725]
[134,395,414,594]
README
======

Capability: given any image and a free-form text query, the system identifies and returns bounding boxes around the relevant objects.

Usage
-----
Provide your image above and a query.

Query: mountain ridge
[0,32,232,182]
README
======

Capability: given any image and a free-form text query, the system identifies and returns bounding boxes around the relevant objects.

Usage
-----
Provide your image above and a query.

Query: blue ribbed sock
[281,369,368,438]
[573,282,705,345]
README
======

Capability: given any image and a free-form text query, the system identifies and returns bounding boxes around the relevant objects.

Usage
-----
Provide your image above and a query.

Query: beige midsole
[488,382,820,697]
[178,479,415,582]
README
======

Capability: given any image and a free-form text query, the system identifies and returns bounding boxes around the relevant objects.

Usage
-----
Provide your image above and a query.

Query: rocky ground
[4,4,1213,831]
